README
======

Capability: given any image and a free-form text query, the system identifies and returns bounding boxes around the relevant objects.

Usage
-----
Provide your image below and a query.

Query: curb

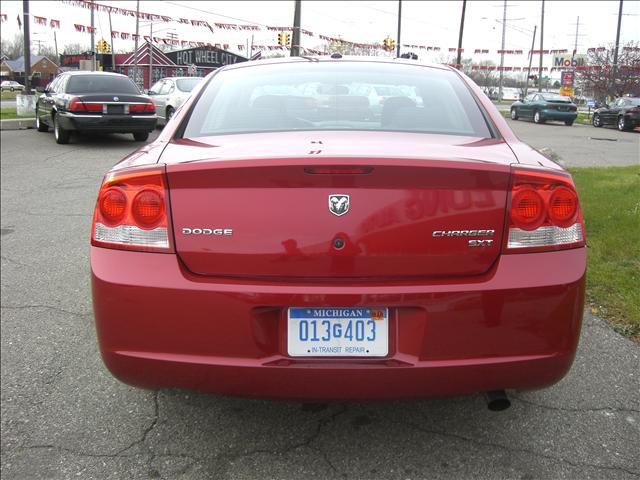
[0,118,36,130]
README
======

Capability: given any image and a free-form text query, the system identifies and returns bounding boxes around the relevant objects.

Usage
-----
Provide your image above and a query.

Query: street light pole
[611,0,623,96]
[90,0,95,71]
[523,25,537,97]
[456,0,467,68]
[22,0,31,92]
[133,0,140,88]
[291,0,301,56]
[538,0,545,92]
[396,0,402,58]
[498,0,507,101]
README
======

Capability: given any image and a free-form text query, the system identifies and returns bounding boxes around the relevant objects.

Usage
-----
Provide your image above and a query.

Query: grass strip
[569,166,640,341]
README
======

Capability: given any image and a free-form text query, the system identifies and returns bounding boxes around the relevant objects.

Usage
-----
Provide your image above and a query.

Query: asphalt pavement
[506,118,639,167]
[1,127,639,480]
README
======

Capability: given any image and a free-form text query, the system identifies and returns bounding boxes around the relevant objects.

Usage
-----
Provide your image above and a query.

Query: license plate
[107,105,124,114]
[287,307,389,357]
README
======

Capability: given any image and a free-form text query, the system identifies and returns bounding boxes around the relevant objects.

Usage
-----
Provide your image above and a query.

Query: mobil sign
[553,54,587,68]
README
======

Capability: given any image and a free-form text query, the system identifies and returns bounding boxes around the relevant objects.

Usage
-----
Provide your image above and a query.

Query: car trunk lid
[163,132,514,279]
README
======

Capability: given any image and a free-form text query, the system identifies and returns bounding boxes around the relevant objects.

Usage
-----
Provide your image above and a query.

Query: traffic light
[96,39,111,54]
[284,33,291,47]
[382,37,395,52]
[278,32,283,46]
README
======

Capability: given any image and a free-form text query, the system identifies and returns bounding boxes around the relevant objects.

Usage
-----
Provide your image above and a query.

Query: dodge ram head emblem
[328,194,350,216]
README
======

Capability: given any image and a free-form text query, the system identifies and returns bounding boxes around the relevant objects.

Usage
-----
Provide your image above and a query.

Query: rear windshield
[541,93,571,102]
[182,62,492,139]
[176,78,201,92]
[66,75,140,94]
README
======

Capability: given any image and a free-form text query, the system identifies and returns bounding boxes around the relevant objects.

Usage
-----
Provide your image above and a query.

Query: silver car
[1,80,26,92]
[148,77,202,125]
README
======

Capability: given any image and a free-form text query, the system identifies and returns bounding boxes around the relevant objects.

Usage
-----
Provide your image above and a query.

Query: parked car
[500,87,520,102]
[91,57,586,407]
[1,80,25,92]
[592,97,640,131]
[35,71,157,144]
[148,76,202,125]
[510,92,578,125]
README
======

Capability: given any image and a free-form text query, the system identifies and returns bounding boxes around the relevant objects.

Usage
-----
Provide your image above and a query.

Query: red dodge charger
[91,57,586,409]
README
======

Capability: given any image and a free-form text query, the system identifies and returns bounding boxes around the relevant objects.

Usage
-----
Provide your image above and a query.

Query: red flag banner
[50,19,60,29]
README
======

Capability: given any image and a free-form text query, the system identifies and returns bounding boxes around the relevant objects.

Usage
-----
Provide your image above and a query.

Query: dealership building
[59,42,247,89]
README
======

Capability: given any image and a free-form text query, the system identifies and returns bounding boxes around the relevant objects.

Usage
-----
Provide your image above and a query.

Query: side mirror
[35,86,45,93]
[146,89,156,95]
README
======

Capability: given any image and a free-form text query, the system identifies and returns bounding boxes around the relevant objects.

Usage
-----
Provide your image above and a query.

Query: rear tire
[618,116,630,131]
[9,87,15,92]
[510,108,518,120]
[565,120,574,126]
[53,114,70,144]
[533,111,544,124]
[36,106,49,132]
[592,113,602,127]
[133,131,149,142]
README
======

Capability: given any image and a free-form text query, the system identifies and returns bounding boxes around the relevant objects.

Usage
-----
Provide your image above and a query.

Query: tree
[1,33,24,59]
[577,40,640,100]
[37,45,59,65]
[63,43,87,55]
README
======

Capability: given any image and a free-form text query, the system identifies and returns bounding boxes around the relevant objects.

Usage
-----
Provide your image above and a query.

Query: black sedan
[36,72,157,144]
[592,97,640,131]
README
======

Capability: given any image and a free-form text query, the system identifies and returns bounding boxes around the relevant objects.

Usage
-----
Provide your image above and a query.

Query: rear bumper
[57,112,157,132]
[91,247,586,401]
[540,110,578,121]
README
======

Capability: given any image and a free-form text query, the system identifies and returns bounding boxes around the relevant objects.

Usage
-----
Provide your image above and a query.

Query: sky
[1,0,638,69]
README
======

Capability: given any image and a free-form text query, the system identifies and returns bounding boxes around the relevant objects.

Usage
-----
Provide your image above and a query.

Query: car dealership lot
[1,128,639,479]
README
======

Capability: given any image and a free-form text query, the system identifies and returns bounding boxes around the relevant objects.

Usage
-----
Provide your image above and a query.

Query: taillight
[630,107,640,113]
[68,98,102,112]
[91,166,173,252]
[83,102,103,112]
[130,102,155,113]
[503,167,585,253]
[68,97,85,111]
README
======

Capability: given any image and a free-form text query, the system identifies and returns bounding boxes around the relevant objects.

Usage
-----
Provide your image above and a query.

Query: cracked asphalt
[1,126,639,480]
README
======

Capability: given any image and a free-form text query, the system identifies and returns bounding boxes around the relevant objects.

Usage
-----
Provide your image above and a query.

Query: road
[506,118,639,167]
[1,127,639,480]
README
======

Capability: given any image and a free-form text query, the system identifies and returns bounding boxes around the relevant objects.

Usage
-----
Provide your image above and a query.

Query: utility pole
[396,0,402,58]
[538,0,544,92]
[90,0,95,71]
[22,0,31,93]
[611,0,623,96]
[456,0,467,68]
[523,25,537,97]
[109,11,115,72]
[54,30,58,63]
[573,16,580,56]
[291,0,301,56]
[149,24,153,89]
[133,0,140,88]
[498,0,507,101]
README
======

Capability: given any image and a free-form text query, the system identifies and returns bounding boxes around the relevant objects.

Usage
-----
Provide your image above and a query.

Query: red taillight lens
[91,166,173,252]
[510,188,544,229]
[68,97,85,111]
[630,107,640,113]
[83,102,103,112]
[130,102,155,113]
[99,188,127,224]
[132,189,164,227]
[548,186,578,227]
[504,167,585,253]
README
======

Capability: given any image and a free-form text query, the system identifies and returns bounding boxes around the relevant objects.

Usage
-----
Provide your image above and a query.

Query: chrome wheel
[592,114,602,127]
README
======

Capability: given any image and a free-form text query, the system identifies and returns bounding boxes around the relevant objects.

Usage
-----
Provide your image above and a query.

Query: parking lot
[1,123,639,480]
